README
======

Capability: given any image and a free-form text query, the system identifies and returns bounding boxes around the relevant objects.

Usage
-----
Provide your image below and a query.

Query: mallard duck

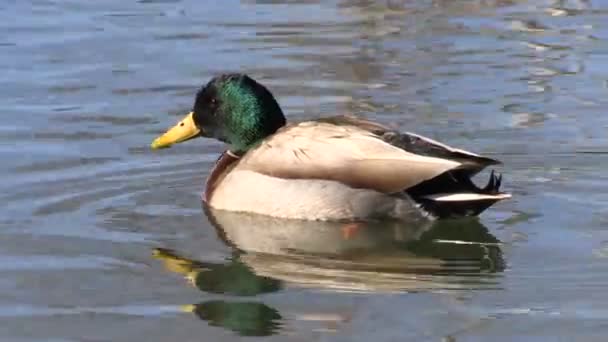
[151,74,510,221]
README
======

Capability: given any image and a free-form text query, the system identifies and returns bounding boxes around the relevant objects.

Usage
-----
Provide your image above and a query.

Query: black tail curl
[406,169,506,218]
[483,170,502,194]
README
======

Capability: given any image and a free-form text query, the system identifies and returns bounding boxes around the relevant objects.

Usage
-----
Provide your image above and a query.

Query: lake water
[2,0,608,340]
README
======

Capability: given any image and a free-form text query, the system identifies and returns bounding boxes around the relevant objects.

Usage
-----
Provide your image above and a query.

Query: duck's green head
[151,74,286,154]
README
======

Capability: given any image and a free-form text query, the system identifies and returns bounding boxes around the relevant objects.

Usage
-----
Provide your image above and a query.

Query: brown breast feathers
[203,151,240,203]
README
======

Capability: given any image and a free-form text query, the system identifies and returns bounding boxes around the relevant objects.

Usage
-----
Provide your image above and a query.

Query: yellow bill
[180,304,196,313]
[151,111,201,149]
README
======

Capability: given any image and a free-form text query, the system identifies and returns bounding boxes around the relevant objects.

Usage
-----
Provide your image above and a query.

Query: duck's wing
[382,132,499,175]
[320,115,500,175]
[236,117,479,194]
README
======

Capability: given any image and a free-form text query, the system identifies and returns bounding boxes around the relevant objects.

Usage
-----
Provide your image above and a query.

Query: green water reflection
[183,301,282,337]
[154,248,281,296]
[155,211,505,336]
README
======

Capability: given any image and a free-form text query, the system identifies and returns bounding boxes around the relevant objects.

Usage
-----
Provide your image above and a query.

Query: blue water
[2,0,608,340]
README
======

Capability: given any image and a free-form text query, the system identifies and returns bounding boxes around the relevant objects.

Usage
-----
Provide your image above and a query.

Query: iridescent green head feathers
[192,74,286,153]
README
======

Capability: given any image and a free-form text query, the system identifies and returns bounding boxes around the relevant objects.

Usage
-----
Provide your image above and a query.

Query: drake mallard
[151,74,510,221]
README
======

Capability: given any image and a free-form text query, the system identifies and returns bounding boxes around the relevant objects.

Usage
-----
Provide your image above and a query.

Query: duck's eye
[180,122,184,127]
[210,98,217,105]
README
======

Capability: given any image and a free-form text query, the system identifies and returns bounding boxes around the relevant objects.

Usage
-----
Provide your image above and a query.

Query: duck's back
[234,118,464,193]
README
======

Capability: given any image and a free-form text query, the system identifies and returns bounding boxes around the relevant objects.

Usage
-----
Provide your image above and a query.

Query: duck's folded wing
[382,131,500,175]
[319,115,500,174]
[236,121,465,194]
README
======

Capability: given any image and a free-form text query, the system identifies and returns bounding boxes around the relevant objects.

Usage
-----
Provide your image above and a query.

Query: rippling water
[2,0,608,340]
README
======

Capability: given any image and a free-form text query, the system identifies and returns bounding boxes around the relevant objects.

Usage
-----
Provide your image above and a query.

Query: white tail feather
[423,193,512,202]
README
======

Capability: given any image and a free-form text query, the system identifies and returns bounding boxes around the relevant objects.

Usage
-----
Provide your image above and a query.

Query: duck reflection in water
[182,301,281,337]
[154,209,505,335]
